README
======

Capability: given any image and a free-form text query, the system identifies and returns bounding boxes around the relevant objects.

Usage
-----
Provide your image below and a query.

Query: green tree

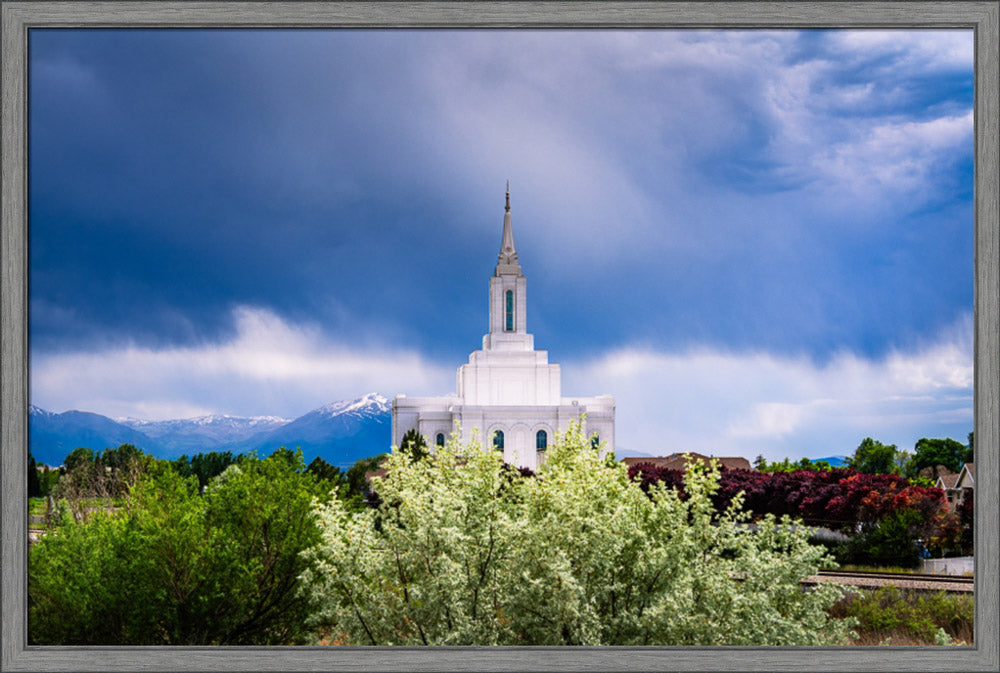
[174,451,239,489]
[912,437,966,478]
[306,456,343,484]
[965,431,974,464]
[848,438,898,474]
[837,509,926,569]
[62,447,95,472]
[29,451,334,645]
[339,454,385,511]
[302,422,855,646]
[399,428,429,461]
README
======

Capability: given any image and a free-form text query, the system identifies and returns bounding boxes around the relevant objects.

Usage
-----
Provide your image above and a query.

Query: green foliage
[848,438,899,474]
[306,456,343,484]
[399,428,429,462]
[63,447,95,472]
[51,444,150,521]
[302,422,855,646]
[837,509,925,569]
[29,450,334,645]
[339,454,385,511]
[911,437,966,478]
[173,451,239,489]
[830,586,973,645]
[754,456,832,473]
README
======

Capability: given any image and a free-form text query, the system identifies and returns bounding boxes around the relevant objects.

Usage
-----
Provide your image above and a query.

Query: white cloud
[828,30,973,70]
[564,315,973,461]
[31,304,973,463]
[812,111,973,197]
[31,306,455,420]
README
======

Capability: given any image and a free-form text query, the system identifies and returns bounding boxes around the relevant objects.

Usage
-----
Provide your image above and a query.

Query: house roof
[956,462,975,489]
[622,452,751,472]
[936,472,960,490]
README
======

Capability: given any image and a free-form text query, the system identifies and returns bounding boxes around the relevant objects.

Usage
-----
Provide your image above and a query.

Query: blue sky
[29,29,974,461]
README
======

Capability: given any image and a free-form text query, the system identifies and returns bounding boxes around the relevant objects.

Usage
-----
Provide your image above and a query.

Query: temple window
[536,430,547,451]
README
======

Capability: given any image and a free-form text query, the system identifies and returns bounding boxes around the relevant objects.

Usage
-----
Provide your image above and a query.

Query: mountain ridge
[29,393,392,468]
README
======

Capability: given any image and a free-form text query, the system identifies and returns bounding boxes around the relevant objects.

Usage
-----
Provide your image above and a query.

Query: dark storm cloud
[30,29,974,367]
[30,30,488,357]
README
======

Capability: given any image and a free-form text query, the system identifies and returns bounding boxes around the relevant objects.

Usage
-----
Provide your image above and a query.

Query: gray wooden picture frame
[2,1,997,671]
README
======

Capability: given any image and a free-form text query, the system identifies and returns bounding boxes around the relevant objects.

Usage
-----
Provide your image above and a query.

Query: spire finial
[505,180,510,212]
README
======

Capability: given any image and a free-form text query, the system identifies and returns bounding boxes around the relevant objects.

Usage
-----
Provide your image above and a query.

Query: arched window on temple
[505,290,514,331]
[536,430,547,451]
[493,430,505,451]
[436,433,445,448]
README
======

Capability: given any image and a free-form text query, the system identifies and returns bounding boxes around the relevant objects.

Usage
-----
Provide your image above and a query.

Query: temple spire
[496,182,521,275]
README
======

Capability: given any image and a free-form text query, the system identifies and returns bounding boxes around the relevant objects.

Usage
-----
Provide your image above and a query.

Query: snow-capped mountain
[29,393,392,468]
[311,392,390,419]
[236,393,391,467]
[29,406,159,466]
[117,413,291,453]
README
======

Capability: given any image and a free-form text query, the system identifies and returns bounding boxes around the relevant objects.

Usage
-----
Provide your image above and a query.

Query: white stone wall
[390,199,614,471]
[393,394,615,472]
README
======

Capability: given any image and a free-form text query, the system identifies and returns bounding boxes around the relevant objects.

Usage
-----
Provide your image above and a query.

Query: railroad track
[807,569,974,593]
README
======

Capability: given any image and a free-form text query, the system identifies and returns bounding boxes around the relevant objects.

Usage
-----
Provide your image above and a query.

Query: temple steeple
[486,183,529,349]
[495,181,521,275]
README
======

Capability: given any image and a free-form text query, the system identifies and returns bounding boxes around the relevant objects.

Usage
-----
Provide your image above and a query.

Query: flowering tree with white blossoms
[301,421,856,646]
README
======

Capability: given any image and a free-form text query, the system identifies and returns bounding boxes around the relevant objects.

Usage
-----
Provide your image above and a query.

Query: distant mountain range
[29,393,391,468]
[812,455,849,467]
[29,395,846,471]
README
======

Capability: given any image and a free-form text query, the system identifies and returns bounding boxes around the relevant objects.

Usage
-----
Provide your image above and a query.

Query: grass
[836,563,924,575]
[29,496,125,525]
[829,585,974,646]
[28,497,48,517]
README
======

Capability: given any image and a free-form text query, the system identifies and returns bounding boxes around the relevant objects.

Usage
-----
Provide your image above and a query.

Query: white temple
[391,186,615,470]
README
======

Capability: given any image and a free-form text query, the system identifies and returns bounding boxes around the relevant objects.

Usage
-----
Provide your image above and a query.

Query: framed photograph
[2,1,997,671]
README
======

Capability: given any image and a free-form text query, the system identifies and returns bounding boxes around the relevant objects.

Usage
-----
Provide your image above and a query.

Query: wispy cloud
[31,306,455,420]
[564,313,972,460]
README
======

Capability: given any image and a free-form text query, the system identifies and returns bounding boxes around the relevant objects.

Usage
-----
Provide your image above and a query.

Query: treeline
[28,444,382,512]
[753,434,973,480]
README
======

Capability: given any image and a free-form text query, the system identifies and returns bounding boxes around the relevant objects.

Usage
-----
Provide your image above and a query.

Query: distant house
[955,462,974,505]
[934,462,974,510]
[621,452,752,472]
[365,460,390,485]
[934,471,962,508]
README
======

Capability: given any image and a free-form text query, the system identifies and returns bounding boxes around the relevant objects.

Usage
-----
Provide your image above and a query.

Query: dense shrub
[303,424,855,646]
[29,451,334,645]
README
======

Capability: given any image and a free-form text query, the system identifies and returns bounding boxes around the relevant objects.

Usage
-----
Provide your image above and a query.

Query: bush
[29,451,334,645]
[836,509,926,569]
[830,586,973,645]
[302,422,855,646]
